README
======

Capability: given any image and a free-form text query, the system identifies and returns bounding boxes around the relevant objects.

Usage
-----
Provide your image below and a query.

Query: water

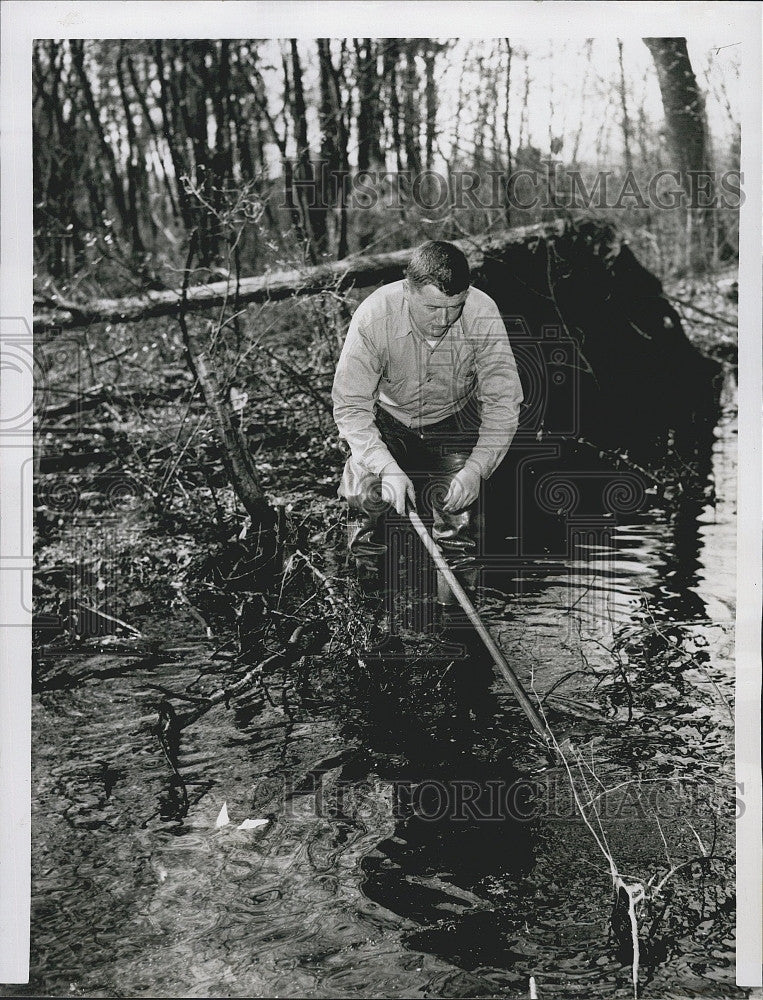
[14,382,742,999]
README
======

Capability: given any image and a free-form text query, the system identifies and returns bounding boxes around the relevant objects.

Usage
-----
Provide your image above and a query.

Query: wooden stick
[77,602,143,638]
[407,506,553,746]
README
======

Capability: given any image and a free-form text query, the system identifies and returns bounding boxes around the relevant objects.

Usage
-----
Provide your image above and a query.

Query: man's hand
[441,465,481,513]
[380,463,417,516]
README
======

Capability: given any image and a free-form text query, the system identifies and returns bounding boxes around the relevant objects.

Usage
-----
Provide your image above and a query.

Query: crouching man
[331,240,523,607]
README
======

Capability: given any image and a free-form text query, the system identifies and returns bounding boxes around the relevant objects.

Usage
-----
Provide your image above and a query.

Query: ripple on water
[23,396,742,999]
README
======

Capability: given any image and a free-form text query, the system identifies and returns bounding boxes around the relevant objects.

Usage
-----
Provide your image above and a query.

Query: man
[332,240,523,606]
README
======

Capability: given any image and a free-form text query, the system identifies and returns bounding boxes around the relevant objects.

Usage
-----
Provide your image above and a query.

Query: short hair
[405,241,470,295]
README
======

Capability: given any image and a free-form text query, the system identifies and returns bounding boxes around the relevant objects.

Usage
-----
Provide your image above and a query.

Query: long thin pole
[407,506,552,746]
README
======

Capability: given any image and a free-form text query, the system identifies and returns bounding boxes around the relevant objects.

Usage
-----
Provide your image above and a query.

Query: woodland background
[33,35,740,650]
[34,37,740,293]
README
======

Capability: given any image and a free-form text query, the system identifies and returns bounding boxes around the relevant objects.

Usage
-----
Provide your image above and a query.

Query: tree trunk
[617,40,633,172]
[643,37,716,269]
[317,39,350,259]
[643,38,708,179]
[177,237,273,529]
[402,41,422,174]
[519,57,531,149]
[115,43,147,259]
[383,41,404,174]
[182,326,272,526]
[125,49,180,221]
[317,39,340,256]
[289,39,323,261]
[70,41,132,253]
[211,41,234,191]
[355,39,382,171]
[180,42,219,264]
[503,38,513,226]
[473,51,488,168]
[154,41,194,231]
[424,43,437,170]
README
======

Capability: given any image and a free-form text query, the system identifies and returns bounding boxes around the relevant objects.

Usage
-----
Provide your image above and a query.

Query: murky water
[13,379,742,999]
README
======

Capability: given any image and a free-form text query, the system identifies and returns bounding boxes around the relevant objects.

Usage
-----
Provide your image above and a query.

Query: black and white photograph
[1,2,760,997]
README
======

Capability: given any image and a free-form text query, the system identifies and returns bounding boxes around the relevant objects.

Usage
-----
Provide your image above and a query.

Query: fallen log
[36,218,724,503]
[38,450,113,473]
[32,224,549,332]
[42,381,190,421]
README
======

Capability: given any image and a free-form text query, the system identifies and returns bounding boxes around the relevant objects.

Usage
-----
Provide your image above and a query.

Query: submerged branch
[154,619,329,734]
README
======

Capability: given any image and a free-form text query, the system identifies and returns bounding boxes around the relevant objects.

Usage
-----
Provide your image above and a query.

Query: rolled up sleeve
[332,317,397,477]
[464,306,523,480]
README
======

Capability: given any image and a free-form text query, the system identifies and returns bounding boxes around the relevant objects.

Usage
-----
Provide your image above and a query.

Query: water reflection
[346,383,737,991]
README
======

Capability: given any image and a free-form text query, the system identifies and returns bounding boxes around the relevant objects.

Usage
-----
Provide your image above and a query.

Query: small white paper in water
[237,818,269,830]
[215,802,230,828]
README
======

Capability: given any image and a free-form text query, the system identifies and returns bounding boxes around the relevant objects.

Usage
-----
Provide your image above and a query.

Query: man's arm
[462,300,524,481]
[441,300,522,513]
[331,313,398,477]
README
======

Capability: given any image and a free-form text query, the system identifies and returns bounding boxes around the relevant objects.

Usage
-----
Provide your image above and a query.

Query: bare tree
[318,39,350,257]
[402,41,422,174]
[643,36,714,268]
[503,38,513,225]
[617,40,633,172]
[354,39,383,171]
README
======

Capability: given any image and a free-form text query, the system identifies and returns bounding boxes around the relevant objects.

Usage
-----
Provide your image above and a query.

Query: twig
[159,620,328,733]
[293,549,373,668]
[172,585,213,639]
[294,549,350,613]
[77,602,143,637]
[667,295,737,330]
[248,341,333,416]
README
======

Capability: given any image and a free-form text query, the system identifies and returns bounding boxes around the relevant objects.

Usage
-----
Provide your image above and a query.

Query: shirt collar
[392,298,413,340]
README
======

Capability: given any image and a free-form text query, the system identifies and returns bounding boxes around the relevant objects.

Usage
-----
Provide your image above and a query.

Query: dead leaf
[237,818,269,831]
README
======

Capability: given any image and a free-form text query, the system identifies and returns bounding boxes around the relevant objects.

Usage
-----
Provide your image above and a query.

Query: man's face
[404,280,469,339]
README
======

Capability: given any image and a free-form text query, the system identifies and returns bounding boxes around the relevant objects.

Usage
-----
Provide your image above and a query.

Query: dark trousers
[338,406,481,604]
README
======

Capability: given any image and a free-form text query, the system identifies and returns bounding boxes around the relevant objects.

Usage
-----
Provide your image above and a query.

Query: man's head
[406,240,470,296]
[404,241,470,339]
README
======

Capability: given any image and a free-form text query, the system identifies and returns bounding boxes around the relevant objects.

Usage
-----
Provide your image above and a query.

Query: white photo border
[1,0,759,987]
